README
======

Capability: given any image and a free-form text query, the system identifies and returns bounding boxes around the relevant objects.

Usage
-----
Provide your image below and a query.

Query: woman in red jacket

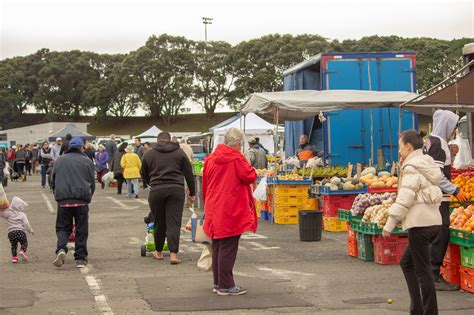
[202,127,257,296]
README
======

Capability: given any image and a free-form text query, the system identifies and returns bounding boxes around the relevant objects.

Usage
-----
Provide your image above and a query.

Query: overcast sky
[1,0,473,59]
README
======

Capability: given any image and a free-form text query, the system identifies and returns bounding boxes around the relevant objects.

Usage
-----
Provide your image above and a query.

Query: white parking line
[246,241,280,250]
[106,196,137,209]
[257,267,314,277]
[82,268,114,314]
[135,199,148,205]
[241,233,268,240]
[85,275,101,295]
[95,295,114,315]
[41,193,55,214]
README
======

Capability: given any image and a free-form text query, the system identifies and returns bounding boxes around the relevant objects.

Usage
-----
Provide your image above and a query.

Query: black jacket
[51,150,95,205]
[141,141,195,195]
[111,151,125,176]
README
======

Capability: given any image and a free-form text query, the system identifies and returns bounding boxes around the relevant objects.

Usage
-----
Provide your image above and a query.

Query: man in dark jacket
[141,132,196,264]
[51,137,95,268]
[425,110,466,291]
[105,134,117,163]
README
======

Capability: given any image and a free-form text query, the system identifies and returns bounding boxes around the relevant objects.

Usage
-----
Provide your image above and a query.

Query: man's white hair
[224,128,245,147]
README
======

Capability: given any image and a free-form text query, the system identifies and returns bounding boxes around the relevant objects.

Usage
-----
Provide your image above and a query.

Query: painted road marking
[106,196,138,210]
[241,233,268,240]
[257,267,314,278]
[81,267,114,314]
[85,275,101,295]
[246,241,280,250]
[95,295,114,315]
[41,193,55,214]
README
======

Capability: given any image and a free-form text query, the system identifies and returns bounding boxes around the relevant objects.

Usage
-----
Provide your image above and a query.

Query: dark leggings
[8,230,28,257]
[431,201,450,277]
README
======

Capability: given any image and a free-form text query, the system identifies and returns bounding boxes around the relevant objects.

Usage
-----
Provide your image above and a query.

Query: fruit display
[256,169,276,176]
[267,156,281,163]
[359,172,398,189]
[451,166,474,180]
[450,205,474,232]
[298,166,348,177]
[351,192,397,216]
[450,175,474,202]
[277,174,305,181]
[362,199,395,228]
[321,177,365,191]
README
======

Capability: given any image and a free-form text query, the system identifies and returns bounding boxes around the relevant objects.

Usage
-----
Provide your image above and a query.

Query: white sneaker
[53,250,66,267]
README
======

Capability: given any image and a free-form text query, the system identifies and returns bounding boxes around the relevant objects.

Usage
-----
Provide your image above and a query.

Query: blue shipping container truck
[283,51,418,166]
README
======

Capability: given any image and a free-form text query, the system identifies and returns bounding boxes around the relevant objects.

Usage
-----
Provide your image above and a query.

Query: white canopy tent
[134,125,162,142]
[241,90,419,121]
[212,113,280,154]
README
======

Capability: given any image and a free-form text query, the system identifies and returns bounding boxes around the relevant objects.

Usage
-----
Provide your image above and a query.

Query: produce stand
[261,177,314,225]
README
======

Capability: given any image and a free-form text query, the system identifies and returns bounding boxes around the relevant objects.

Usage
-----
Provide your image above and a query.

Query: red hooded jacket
[202,144,258,239]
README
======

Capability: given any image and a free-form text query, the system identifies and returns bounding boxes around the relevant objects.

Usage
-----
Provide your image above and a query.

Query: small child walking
[0,197,33,263]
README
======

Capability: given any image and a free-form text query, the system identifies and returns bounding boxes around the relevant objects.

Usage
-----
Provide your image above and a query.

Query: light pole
[202,17,213,42]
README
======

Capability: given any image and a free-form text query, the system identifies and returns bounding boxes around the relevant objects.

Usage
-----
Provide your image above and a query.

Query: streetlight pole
[202,17,213,42]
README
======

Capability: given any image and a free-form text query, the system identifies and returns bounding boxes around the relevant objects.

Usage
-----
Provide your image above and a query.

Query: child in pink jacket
[0,197,33,263]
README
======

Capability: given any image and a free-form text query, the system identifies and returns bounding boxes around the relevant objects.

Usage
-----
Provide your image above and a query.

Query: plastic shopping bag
[102,171,114,186]
[197,244,212,271]
[190,208,210,244]
[0,184,9,209]
[252,176,268,201]
[450,136,472,169]
[3,162,10,177]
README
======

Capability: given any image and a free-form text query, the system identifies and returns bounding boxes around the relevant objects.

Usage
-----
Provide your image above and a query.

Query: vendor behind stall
[296,134,321,167]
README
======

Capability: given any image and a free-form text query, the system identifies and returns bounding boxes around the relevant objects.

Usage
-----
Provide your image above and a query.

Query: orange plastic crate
[441,262,461,285]
[444,244,461,265]
[460,266,474,293]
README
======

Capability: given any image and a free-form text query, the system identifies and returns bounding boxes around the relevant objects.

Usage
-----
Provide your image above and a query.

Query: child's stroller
[140,212,168,257]
[10,162,20,182]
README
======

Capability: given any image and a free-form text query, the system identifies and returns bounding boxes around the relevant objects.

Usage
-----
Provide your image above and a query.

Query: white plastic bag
[3,162,10,177]
[450,136,472,169]
[0,184,8,209]
[102,171,114,185]
[252,176,268,201]
[197,244,212,271]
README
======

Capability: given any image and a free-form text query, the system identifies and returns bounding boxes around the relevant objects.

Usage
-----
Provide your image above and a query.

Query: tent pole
[242,112,246,153]
[275,107,279,159]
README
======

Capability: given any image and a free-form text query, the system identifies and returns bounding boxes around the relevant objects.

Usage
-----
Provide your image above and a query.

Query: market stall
[48,123,96,142]
[133,125,162,143]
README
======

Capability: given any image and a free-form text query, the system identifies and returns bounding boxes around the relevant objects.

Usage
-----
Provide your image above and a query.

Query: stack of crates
[372,234,409,265]
[346,222,358,257]
[356,233,374,261]
[321,193,357,232]
[441,244,461,286]
[271,183,311,225]
[460,246,474,293]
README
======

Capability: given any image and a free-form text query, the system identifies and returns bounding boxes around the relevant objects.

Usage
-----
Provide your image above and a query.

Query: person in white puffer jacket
[383,130,442,315]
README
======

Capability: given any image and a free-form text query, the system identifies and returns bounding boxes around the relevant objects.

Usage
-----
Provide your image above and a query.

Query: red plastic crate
[372,235,409,265]
[441,262,461,285]
[444,244,461,265]
[347,222,357,243]
[460,266,474,293]
[322,194,357,217]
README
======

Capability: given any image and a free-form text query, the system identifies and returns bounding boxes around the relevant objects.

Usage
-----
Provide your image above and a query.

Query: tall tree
[232,34,330,105]
[125,34,195,125]
[85,55,141,118]
[35,50,100,118]
[193,41,235,119]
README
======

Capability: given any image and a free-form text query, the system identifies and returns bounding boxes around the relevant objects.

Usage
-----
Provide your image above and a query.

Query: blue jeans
[41,164,48,187]
[126,179,139,197]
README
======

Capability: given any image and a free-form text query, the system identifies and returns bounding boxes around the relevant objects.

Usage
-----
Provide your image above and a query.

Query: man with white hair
[51,137,63,160]
[202,127,258,296]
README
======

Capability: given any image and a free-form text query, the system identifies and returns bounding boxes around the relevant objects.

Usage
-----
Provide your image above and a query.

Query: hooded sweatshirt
[140,141,195,195]
[384,149,442,232]
[424,110,460,196]
[0,197,33,234]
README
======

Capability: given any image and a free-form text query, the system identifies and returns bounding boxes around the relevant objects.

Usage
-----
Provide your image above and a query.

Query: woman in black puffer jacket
[110,142,127,194]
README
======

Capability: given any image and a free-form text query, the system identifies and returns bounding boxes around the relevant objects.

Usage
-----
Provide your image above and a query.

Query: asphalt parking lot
[1,176,474,314]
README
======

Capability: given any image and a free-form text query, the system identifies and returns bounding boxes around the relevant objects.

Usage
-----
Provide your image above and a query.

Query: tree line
[0,33,472,129]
